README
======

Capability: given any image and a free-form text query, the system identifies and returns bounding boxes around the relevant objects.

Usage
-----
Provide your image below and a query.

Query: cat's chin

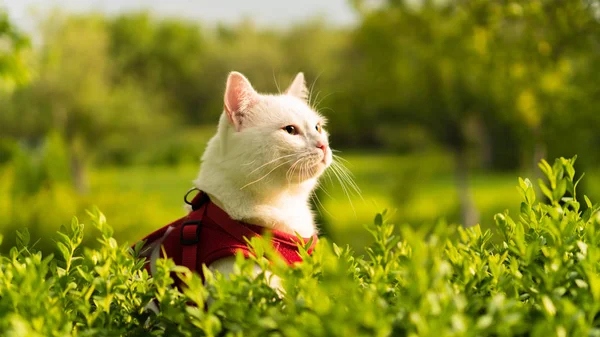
[285,162,328,183]
[308,161,330,179]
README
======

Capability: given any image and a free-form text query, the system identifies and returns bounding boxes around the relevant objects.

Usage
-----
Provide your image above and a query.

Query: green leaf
[553,179,567,202]
[538,159,553,181]
[518,177,528,191]
[538,179,553,201]
[565,162,575,180]
[541,295,556,317]
[583,208,592,222]
[56,242,70,262]
[525,186,536,205]
[584,195,593,209]
[374,213,383,226]
[574,173,585,193]
[71,216,79,233]
[55,232,71,247]
[16,228,30,247]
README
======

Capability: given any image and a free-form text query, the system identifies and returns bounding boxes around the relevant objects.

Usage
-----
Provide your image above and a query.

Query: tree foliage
[344,0,600,167]
[0,10,29,92]
[3,5,600,171]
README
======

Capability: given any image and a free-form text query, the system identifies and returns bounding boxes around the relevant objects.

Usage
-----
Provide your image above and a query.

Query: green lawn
[89,152,521,252]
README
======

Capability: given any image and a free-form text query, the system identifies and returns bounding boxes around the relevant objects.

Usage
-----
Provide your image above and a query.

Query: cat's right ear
[285,72,309,102]
[224,71,259,131]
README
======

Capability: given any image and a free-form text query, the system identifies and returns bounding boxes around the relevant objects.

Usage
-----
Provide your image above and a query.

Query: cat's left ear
[224,71,260,131]
[285,72,309,102]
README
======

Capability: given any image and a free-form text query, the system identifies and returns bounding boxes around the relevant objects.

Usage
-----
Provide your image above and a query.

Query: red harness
[135,190,318,279]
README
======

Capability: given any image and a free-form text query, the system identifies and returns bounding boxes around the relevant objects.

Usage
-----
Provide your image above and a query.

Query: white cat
[193,71,332,279]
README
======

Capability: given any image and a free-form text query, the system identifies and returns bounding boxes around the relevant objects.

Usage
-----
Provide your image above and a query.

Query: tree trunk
[532,127,546,176]
[478,122,493,170]
[70,137,89,194]
[454,146,479,227]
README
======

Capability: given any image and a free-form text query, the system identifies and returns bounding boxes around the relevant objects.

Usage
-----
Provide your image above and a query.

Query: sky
[3,0,358,33]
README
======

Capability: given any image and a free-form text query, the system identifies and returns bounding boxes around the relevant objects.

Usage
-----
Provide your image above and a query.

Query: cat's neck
[194,143,317,237]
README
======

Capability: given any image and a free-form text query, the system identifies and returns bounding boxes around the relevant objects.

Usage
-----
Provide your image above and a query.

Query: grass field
[88,152,521,252]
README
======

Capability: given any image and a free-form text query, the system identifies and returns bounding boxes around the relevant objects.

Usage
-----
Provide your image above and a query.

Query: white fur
[194,72,332,279]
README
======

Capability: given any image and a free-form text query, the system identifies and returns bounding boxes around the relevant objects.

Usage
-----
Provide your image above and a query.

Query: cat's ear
[285,72,309,102]
[224,71,259,131]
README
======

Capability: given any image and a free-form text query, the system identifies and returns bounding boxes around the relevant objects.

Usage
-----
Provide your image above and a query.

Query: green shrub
[2,157,600,336]
[0,133,83,254]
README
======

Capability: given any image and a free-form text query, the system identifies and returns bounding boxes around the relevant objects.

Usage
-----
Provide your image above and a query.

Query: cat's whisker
[288,154,309,177]
[272,69,281,94]
[309,193,321,216]
[318,107,336,114]
[242,159,257,167]
[284,152,320,185]
[322,168,356,206]
[328,162,356,216]
[333,160,360,192]
[286,157,304,184]
[300,161,307,184]
[307,71,323,108]
[332,153,351,164]
[332,160,363,201]
[325,155,363,217]
[316,181,334,199]
[334,168,360,210]
[298,160,307,185]
[302,159,313,184]
[310,90,322,111]
[311,190,336,220]
[324,168,335,186]
[217,154,253,165]
[313,92,335,112]
[241,158,294,190]
[248,153,297,176]
[331,157,356,183]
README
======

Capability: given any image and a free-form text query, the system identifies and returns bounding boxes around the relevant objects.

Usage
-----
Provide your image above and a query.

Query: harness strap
[205,202,262,243]
[137,190,317,276]
[179,195,208,271]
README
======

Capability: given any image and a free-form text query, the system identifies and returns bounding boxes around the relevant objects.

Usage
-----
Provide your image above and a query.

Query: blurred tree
[491,1,600,171]
[2,14,172,192]
[0,10,30,92]
[109,13,205,123]
[0,10,30,165]
[3,5,599,200]
[346,0,600,226]
[196,20,286,122]
[345,0,500,226]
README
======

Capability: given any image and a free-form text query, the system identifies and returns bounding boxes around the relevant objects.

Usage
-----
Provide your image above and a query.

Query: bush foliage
[2,157,600,336]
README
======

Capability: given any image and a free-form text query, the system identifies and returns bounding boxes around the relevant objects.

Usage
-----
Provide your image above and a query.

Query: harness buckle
[184,188,200,207]
[184,188,209,211]
[180,220,202,245]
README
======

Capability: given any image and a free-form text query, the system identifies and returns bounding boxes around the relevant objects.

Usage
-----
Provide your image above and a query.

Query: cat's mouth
[312,152,328,166]
[284,153,329,182]
[310,153,331,175]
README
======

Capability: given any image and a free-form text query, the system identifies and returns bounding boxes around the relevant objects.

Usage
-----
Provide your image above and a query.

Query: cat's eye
[284,125,298,135]
[315,124,322,133]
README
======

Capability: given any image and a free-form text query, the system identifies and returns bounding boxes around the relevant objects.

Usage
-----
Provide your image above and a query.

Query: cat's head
[213,71,332,190]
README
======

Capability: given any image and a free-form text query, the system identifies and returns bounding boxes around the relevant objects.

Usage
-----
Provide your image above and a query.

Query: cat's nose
[316,142,327,154]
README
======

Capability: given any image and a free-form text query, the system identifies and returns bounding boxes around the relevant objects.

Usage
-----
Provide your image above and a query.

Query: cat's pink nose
[317,142,327,155]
